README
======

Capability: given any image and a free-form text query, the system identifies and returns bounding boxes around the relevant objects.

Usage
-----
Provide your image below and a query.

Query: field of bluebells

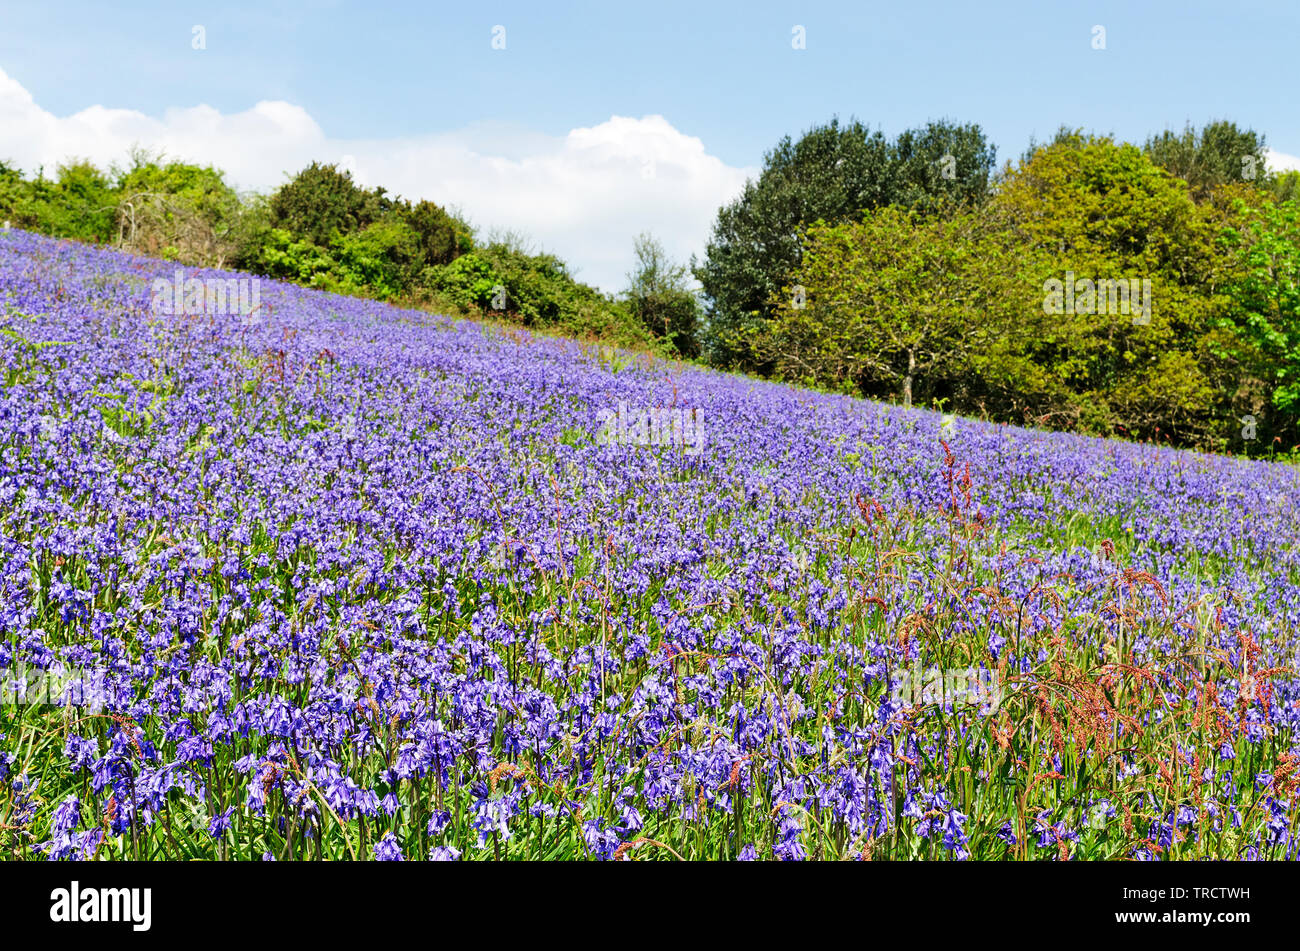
[2,228,1299,862]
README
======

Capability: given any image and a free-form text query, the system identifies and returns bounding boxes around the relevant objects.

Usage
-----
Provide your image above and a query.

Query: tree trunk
[902,348,915,409]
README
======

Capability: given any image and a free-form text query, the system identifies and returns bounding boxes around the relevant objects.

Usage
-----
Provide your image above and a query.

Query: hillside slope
[2,228,1298,860]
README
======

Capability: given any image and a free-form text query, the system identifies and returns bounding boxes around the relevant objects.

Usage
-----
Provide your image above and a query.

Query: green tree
[758,134,1255,448]
[891,119,998,213]
[623,233,700,357]
[0,160,24,222]
[992,134,1244,445]
[756,206,1027,407]
[1144,120,1268,201]
[694,117,994,371]
[1220,196,1300,432]
[1268,170,1300,204]
[399,199,471,269]
[693,118,893,369]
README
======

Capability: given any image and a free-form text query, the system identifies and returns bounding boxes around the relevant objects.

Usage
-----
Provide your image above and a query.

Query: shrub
[268,162,391,247]
[330,217,423,298]
[114,152,244,266]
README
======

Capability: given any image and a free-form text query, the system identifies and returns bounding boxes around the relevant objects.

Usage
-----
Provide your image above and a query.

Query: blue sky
[2,0,1297,290]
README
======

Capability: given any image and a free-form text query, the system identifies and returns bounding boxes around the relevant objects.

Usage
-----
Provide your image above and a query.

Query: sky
[1,0,1298,292]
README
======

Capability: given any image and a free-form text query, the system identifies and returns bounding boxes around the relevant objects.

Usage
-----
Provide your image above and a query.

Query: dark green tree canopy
[1143,120,1268,201]
[892,120,998,212]
[268,162,392,247]
[397,199,472,269]
[694,117,995,370]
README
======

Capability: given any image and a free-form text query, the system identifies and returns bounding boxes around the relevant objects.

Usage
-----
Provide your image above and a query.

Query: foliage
[248,228,340,287]
[423,252,502,311]
[758,206,1027,406]
[399,199,472,268]
[693,118,894,369]
[988,135,1258,448]
[267,162,392,247]
[1221,196,1300,417]
[623,232,700,357]
[1270,170,1300,204]
[695,117,995,370]
[113,150,245,265]
[1144,120,1268,202]
[8,161,117,243]
[0,161,24,222]
[424,244,657,350]
[330,217,424,298]
[761,134,1278,450]
[891,119,999,212]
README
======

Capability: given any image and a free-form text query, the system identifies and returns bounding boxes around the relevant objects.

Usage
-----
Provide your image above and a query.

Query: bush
[249,228,340,287]
[268,162,391,247]
[0,161,24,222]
[422,253,502,311]
[422,244,658,349]
[13,161,117,243]
[114,151,244,266]
[330,217,423,298]
[623,233,701,357]
[399,200,472,268]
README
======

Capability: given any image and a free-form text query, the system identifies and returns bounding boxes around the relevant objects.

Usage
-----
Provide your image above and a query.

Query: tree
[693,118,893,370]
[694,117,995,371]
[623,233,700,357]
[400,199,471,268]
[891,119,998,213]
[756,134,1259,449]
[1220,196,1300,433]
[755,206,1027,407]
[1144,120,1268,201]
[1268,170,1300,205]
[0,160,24,221]
[992,134,1244,445]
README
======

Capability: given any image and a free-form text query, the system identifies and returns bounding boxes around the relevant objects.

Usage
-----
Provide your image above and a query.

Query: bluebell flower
[375,832,405,861]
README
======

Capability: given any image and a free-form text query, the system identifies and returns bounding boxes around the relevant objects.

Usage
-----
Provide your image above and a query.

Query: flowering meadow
[1,229,1299,862]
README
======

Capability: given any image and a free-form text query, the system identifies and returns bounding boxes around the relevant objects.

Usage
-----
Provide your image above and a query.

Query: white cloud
[1265,148,1300,174]
[0,66,755,293]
